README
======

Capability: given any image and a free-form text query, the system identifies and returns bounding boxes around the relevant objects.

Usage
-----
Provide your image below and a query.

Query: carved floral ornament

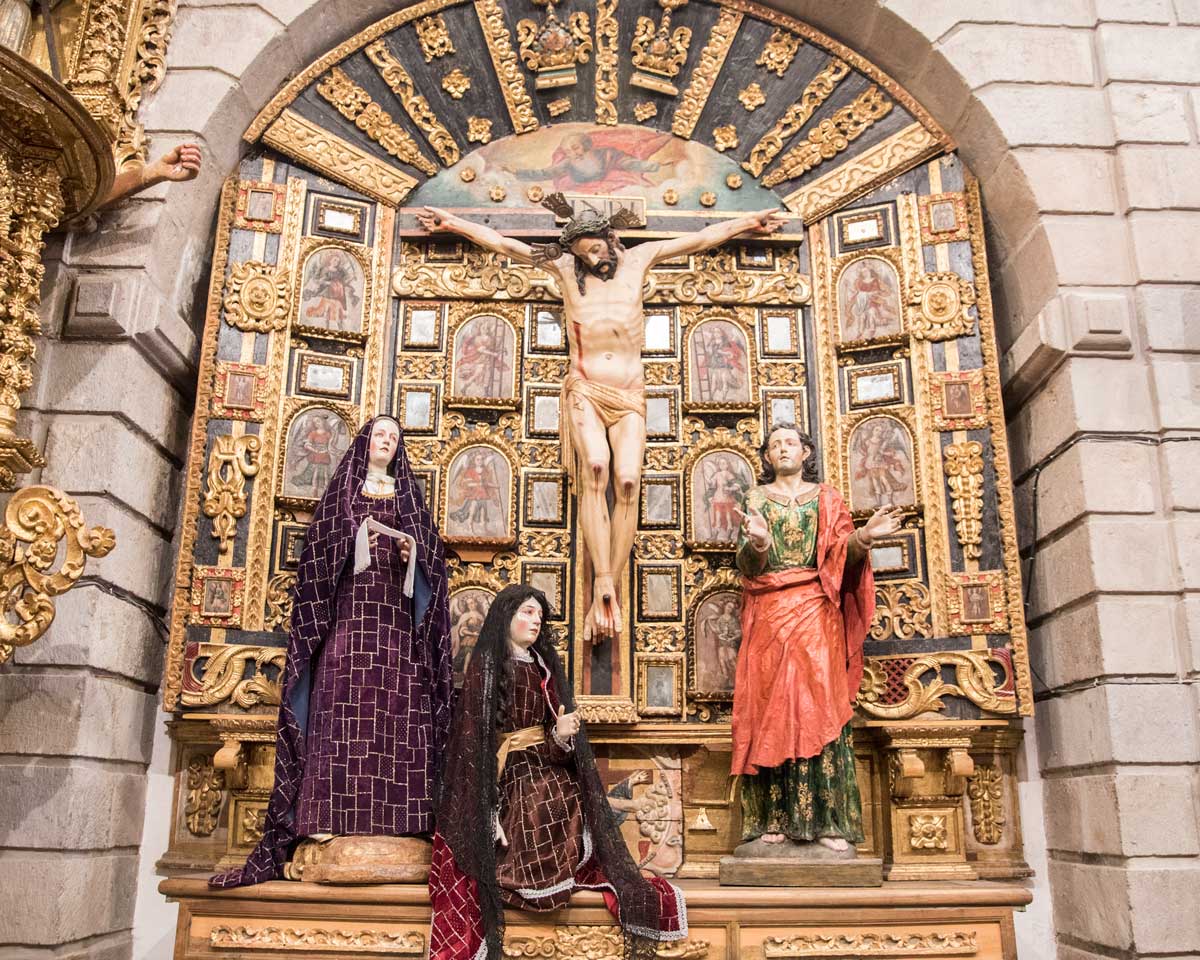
[223,261,291,333]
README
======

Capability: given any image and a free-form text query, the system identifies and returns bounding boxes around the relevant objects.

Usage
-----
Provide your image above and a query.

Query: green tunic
[734,484,865,845]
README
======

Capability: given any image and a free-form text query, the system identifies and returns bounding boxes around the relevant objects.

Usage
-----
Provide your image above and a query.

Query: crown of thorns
[541,192,641,246]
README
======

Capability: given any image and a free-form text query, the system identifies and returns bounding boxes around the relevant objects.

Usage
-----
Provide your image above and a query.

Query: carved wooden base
[288,836,432,884]
[160,878,1030,960]
[719,855,883,887]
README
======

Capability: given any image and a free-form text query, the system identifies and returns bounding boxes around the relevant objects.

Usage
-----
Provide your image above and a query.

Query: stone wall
[0,2,1196,958]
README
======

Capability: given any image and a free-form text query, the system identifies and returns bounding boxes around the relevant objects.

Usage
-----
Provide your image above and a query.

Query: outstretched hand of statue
[148,143,202,184]
[861,505,904,545]
[746,208,788,235]
[555,704,581,740]
[416,206,456,233]
[733,505,770,553]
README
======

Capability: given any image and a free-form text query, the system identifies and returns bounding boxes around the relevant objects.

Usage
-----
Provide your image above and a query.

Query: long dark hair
[759,420,819,484]
[436,583,660,960]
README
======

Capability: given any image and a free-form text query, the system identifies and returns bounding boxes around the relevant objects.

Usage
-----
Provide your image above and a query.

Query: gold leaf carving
[967,764,1005,845]
[114,0,177,171]
[631,2,692,97]
[210,924,425,954]
[636,624,685,652]
[671,7,742,138]
[908,272,977,341]
[871,581,933,641]
[594,0,620,125]
[468,116,494,144]
[909,813,949,850]
[441,67,471,99]
[475,0,538,133]
[263,110,418,206]
[364,41,461,166]
[241,806,267,844]
[858,650,1017,720]
[415,14,455,61]
[762,86,893,189]
[757,28,802,77]
[634,101,658,122]
[202,435,261,554]
[316,67,438,176]
[944,441,985,561]
[181,643,286,709]
[635,533,683,560]
[265,572,297,632]
[763,930,977,957]
[713,124,738,152]
[548,98,572,117]
[222,261,290,333]
[517,7,592,88]
[738,82,765,111]
[519,531,570,558]
[0,486,116,664]
[506,928,706,960]
[184,755,224,836]
[743,57,850,177]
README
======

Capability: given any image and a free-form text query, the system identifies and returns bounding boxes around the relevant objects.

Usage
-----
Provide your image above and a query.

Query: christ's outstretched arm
[640,207,789,265]
[417,206,557,270]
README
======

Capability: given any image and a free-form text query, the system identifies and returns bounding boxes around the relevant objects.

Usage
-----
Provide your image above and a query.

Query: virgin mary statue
[212,416,453,887]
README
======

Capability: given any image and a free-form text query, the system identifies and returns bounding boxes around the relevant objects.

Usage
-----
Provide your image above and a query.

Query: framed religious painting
[643,307,678,358]
[688,583,742,702]
[835,253,905,346]
[919,192,970,244]
[234,179,286,233]
[833,203,896,253]
[294,351,355,401]
[212,361,269,421]
[685,448,756,551]
[844,412,919,516]
[309,194,369,243]
[294,242,369,340]
[525,385,561,439]
[273,520,309,573]
[277,403,354,508]
[637,654,683,718]
[683,311,757,413]
[397,382,441,435]
[947,571,1008,636]
[645,387,680,442]
[844,360,907,410]
[522,560,567,621]
[528,304,567,354]
[189,566,245,627]
[637,563,682,621]
[761,388,808,432]
[449,587,495,687]
[639,474,680,529]
[402,301,445,350]
[759,308,801,358]
[929,369,987,430]
[522,470,567,528]
[446,305,521,409]
[441,442,516,546]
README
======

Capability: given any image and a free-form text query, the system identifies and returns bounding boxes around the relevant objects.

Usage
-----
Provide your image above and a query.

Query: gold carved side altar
[159,2,1035,957]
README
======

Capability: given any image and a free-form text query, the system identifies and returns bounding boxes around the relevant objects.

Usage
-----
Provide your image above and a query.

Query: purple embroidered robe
[211,417,453,888]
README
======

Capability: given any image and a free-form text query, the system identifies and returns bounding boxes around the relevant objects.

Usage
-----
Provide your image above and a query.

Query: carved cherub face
[509,597,544,652]
[368,418,400,471]
[766,428,810,478]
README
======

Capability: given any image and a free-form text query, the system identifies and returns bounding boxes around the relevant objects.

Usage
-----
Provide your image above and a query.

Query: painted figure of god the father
[418,198,785,641]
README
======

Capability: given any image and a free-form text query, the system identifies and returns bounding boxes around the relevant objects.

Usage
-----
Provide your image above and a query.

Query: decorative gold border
[761,387,808,432]
[474,0,539,134]
[522,469,567,528]
[402,301,446,350]
[839,210,885,247]
[681,306,759,413]
[832,248,908,348]
[295,351,355,400]
[274,399,360,511]
[839,405,922,516]
[212,361,270,422]
[411,465,438,509]
[759,308,801,359]
[521,559,567,621]
[446,302,524,410]
[235,180,287,233]
[637,653,685,718]
[527,304,567,355]
[189,566,246,626]
[686,566,742,703]
[846,360,905,409]
[946,571,1009,636]
[645,386,681,442]
[868,535,914,576]
[639,473,681,529]
[637,562,683,621]
[928,369,988,431]
[682,430,760,551]
[643,306,679,359]
[292,238,374,343]
[919,191,970,244]
[397,381,442,435]
[312,197,366,239]
[439,424,520,548]
[525,385,561,439]
[273,520,308,574]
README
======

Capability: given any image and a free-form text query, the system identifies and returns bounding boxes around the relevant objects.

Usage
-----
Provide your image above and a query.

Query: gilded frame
[642,306,679,359]
[682,434,759,552]
[868,527,924,581]
[212,361,270,421]
[273,520,308,573]
[840,405,922,518]
[639,473,681,530]
[311,195,367,241]
[758,307,802,359]
[521,559,568,621]
[294,350,355,400]
[275,399,359,511]
[397,381,442,435]
[402,300,446,351]
[838,209,886,248]
[845,359,907,410]
[527,304,568,355]
[645,386,681,442]
[681,306,759,414]
[525,385,562,439]
[446,302,524,410]
[832,247,908,349]
[637,562,683,622]
[919,191,970,245]
[761,387,808,432]
[686,567,742,704]
[189,566,246,627]
[522,469,567,528]
[637,653,685,718]
[946,571,1009,636]
[411,465,438,509]
[292,237,373,343]
[929,369,988,431]
[439,427,520,549]
[234,180,287,233]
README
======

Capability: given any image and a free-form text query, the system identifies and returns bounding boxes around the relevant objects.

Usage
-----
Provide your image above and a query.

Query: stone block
[1043,775,1122,856]
[1041,215,1135,286]
[1012,148,1117,214]
[976,84,1115,147]
[1131,213,1200,282]
[38,414,180,533]
[138,67,250,137]
[0,852,139,944]
[70,495,176,606]
[1162,439,1200,510]
[880,0,1095,42]
[1149,356,1200,431]
[70,272,125,332]
[938,25,1096,88]
[1172,517,1200,589]
[977,153,1042,257]
[1184,595,1200,674]
[1109,84,1192,143]
[1115,774,1200,856]
[169,4,293,76]
[1098,24,1200,83]
[1128,863,1200,952]
[1106,682,1199,763]
[1179,0,1200,23]
[0,672,156,764]
[21,587,163,686]
[1137,284,1200,352]
[1118,145,1200,210]
[996,225,1059,331]
[1047,859,1134,951]
[63,199,168,270]
[1096,0,1174,21]
[0,760,148,850]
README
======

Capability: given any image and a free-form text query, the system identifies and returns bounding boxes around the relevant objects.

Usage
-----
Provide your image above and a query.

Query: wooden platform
[160,877,1031,959]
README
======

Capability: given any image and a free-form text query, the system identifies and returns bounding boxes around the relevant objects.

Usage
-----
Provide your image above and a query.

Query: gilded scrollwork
[907,272,978,342]
[909,813,949,850]
[211,925,425,953]
[756,27,802,77]
[316,67,438,176]
[364,41,461,166]
[222,261,290,333]
[870,580,933,641]
[858,650,1017,720]
[671,6,742,138]
[517,4,592,89]
[113,0,177,171]
[738,82,765,111]
[415,13,455,61]
[181,643,286,710]
[631,0,692,96]
[475,0,539,134]
[762,86,894,189]
[763,931,977,957]
[944,441,985,561]
[265,572,297,632]
[442,67,472,99]
[742,57,850,177]
[0,486,116,665]
[184,755,225,837]
[594,0,620,125]
[636,624,685,653]
[202,435,261,555]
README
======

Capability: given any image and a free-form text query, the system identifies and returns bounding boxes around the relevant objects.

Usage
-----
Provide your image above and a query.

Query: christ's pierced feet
[584,575,621,644]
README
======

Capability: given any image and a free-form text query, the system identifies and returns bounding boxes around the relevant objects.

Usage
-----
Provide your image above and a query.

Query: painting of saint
[694,591,742,695]
[282,409,351,501]
[202,577,234,617]
[688,321,750,405]
[450,314,515,401]
[445,446,509,540]
[962,584,991,624]
[645,665,675,709]
[849,416,916,511]
[449,588,493,687]
[943,381,973,417]
[298,248,365,334]
[838,257,902,342]
[692,452,753,545]
[225,371,256,410]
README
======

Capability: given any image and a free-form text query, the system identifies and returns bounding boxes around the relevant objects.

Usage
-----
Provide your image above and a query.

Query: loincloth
[559,373,646,487]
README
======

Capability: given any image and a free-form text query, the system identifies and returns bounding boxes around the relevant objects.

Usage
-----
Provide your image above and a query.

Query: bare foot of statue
[818,836,850,852]
[584,575,621,644]
[761,832,786,844]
